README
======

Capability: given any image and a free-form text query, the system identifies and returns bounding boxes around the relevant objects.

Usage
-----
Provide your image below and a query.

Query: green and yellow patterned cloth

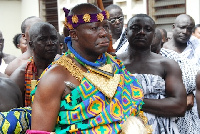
[0,107,32,134]
[31,53,144,134]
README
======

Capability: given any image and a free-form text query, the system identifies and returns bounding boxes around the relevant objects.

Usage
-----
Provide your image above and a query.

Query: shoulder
[3,53,16,64]
[10,63,27,80]
[162,40,173,49]
[36,64,72,98]
[5,57,28,76]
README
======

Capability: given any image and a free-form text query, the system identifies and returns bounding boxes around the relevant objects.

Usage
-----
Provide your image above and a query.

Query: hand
[187,93,194,110]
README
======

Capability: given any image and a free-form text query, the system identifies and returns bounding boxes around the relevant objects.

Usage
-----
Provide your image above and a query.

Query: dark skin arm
[10,63,27,94]
[142,59,187,117]
[31,64,81,131]
[0,77,23,111]
[10,63,27,106]
[196,71,200,118]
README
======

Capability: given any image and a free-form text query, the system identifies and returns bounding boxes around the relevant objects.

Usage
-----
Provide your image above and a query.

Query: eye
[103,25,109,30]
[39,37,47,41]
[131,25,140,31]
[187,27,193,31]
[51,36,58,40]
[91,27,98,30]
[145,26,153,32]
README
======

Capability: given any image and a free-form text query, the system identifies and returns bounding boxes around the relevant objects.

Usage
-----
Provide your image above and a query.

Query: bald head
[174,14,195,27]
[173,14,195,44]
[105,4,122,12]
[29,22,57,41]
[21,16,42,33]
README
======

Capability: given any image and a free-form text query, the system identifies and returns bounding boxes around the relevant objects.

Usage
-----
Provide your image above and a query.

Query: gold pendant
[83,72,120,99]
[85,63,115,79]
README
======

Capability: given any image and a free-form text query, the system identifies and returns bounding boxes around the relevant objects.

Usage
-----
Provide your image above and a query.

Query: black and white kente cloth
[133,73,180,134]
[160,48,200,134]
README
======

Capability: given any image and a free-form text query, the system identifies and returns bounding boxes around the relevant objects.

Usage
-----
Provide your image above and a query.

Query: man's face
[173,17,194,43]
[193,27,200,39]
[75,20,110,56]
[108,8,124,36]
[127,17,155,49]
[31,25,58,60]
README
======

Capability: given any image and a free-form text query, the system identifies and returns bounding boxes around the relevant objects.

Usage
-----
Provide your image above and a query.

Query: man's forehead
[129,17,154,25]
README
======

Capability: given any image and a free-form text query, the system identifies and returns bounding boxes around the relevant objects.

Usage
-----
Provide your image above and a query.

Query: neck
[128,46,152,62]
[33,56,53,76]
[172,38,187,52]
[112,33,121,41]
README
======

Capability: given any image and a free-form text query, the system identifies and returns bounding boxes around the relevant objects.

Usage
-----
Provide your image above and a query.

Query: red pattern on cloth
[24,57,37,107]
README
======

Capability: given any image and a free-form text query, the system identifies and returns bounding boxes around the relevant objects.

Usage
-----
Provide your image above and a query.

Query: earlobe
[17,44,20,49]
[22,33,25,38]
[69,30,78,40]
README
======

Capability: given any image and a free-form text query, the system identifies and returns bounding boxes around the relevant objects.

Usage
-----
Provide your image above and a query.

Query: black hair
[13,33,22,48]
[129,14,155,25]
[192,24,200,33]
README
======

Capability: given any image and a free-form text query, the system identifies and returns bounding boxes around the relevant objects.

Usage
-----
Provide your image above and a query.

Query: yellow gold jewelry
[72,15,79,23]
[83,73,120,99]
[97,13,104,22]
[105,10,110,19]
[85,64,114,79]
[83,14,91,22]
[53,55,84,81]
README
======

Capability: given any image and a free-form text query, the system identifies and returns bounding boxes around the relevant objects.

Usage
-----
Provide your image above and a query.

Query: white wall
[21,0,39,22]
[186,0,200,24]
[0,0,39,57]
[0,1,22,57]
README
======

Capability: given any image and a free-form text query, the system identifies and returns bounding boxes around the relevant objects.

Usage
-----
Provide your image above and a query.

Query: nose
[115,19,120,24]
[182,28,187,34]
[99,27,108,37]
[138,28,145,34]
[47,38,55,45]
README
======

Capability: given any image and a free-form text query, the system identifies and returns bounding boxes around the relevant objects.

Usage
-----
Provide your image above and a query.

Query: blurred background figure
[151,28,162,54]
[0,30,16,74]
[105,4,128,56]
[159,28,168,47]
[192,24,200,39]
[167,32,173,41]
[13,33,27,54]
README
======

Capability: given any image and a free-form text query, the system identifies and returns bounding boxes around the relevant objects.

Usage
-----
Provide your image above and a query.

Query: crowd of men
[0,2,200,134]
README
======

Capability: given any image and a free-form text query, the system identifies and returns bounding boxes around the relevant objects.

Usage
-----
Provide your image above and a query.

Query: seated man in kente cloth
[0,22,59,134]
[28,3,144,134]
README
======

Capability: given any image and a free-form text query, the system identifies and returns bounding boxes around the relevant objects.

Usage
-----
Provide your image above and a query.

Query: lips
[98,41,110,47]
[46,49,57,53]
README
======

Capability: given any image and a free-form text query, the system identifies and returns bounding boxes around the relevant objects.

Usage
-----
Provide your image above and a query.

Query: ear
[60,43,64,49]
[29,41,33,48]
[22,33,25,38]
[172,24,175,29]
[17,44,20,49]
[69,30,78,40]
